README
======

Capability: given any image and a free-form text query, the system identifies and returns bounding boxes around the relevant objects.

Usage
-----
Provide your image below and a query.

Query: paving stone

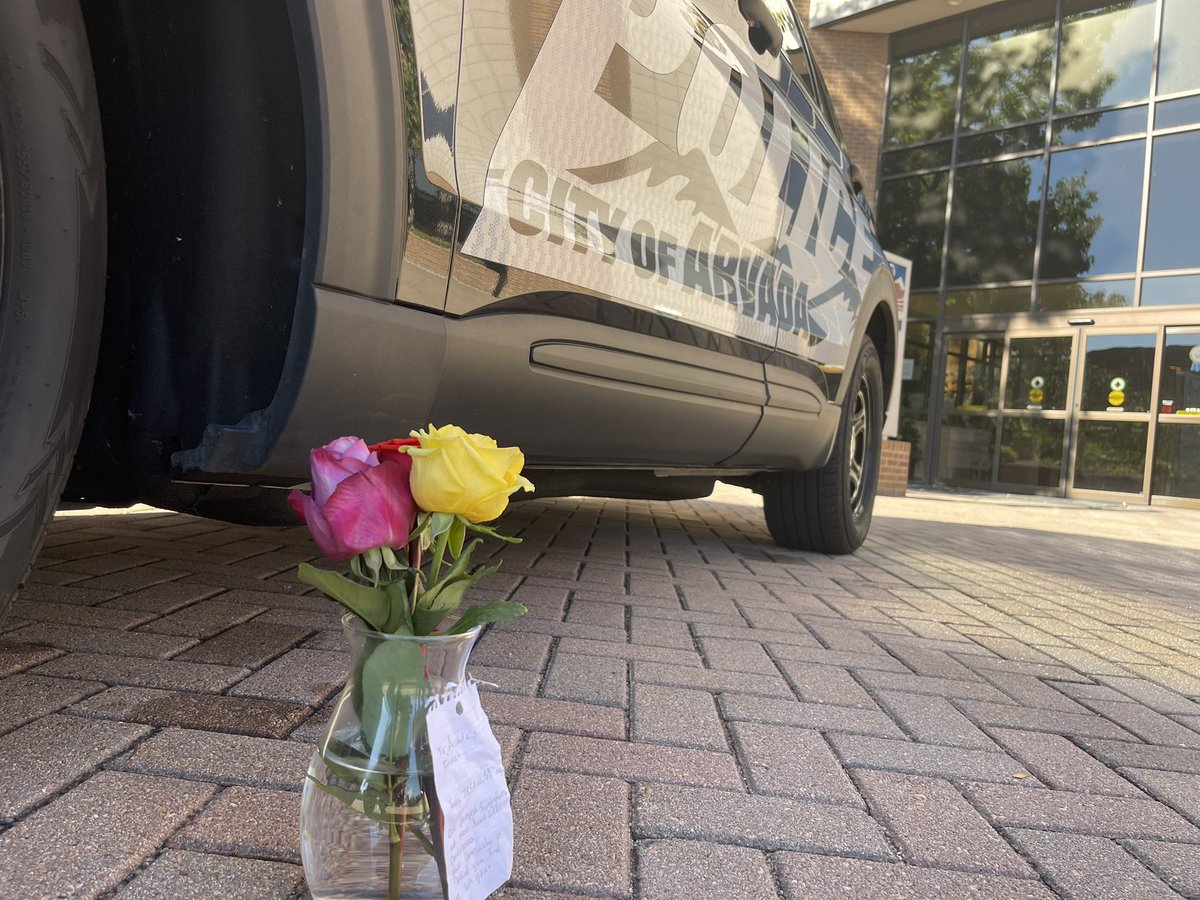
[633,661,794,698]
[99,581,226,614]
[855,670,1009,701]
[542,652,627,707]
[567,599,627,629]
[0,772,217,899]
[989,728,1144,797]
[828,733,1032,784]
[70,686,312,738]
[0,641,63,676]
[634,782,892,857]
[510,771,630,897]
[137,599,267,638]
[482,691,625,739]
[524,731,742,790]
[967,783,1200,843]
[730,722,862,806]
[1096,675,1200,715]
[470,663,541,696]
[693,622,819,649]
[774,660,878,708]
[117,727,312,790]
[171,786,301,863]
[955,698,1139,741]
[772,852,1056,899]
[639,839,776,900]
[874,690,996,749]
[630,613,694,650]
[1078,738,1200,775]
[719,693,906,738]
[6,622,197,659]
[73,566,190,593]
[1006,829,1178,900]
[16,581,121,606]
[0,713,153,821]
[31,651,250,692]
[1084,699,1200,748]
[227,648,346,705]
[1124,839,1200,898]
[632,683,727,751]
[176,621,312,668]
[516,616,628,643]
[9,598,155,629]
[980,671,1091,713]
[0,673,103,736]
[114,849,305,900]
[853,770,1036,878]
[1120,769,1200,825]
[471,630,554,671]
[698,637,779,674]
[250,606,343,630]
[954,655,1092,683]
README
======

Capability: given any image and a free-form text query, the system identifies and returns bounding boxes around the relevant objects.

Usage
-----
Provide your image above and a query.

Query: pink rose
[288,436,417,561]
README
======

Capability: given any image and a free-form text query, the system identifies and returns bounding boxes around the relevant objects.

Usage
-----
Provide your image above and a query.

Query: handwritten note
[427,681,512,900]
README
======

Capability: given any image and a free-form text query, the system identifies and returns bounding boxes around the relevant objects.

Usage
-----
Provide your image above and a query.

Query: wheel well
[68,1,308,503]
[865,301,896,416]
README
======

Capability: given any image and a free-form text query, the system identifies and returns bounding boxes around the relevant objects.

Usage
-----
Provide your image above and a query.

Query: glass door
[1067,330,1159,498]
[997,333,1074,491]
[1152,328,1200,504]
[937,333,1003,486]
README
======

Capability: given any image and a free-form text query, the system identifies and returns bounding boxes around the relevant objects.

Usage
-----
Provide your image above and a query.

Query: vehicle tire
[763,340,883,554]
[0,3,106,622]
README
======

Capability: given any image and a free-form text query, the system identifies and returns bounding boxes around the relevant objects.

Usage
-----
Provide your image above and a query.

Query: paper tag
[427,681,513,900]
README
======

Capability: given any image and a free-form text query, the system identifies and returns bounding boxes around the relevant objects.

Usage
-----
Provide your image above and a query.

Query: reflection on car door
[441,0,810,465]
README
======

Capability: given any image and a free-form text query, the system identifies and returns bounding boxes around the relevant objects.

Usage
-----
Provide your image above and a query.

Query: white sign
[883,252,913,440]
[427,681,513,900]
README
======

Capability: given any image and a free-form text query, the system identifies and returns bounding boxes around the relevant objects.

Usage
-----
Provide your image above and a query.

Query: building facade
[804,0,1200,507]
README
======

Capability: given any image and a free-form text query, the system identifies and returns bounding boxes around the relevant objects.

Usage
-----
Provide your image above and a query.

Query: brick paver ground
[1,486,1198,898]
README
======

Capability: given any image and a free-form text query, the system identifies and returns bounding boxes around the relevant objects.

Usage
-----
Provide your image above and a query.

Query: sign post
[883,253,912,440]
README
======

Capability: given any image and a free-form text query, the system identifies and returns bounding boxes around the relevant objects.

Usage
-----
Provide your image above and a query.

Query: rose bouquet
[291,425,532,900]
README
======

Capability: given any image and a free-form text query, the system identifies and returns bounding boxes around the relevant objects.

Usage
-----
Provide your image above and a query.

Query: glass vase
[300,613,481,900]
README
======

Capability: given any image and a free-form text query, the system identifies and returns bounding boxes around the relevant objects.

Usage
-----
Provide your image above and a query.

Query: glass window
[1159,330,1200,413]
[765,0,804,53]
[1075,421,1148,492]
[938,415,997,484]
[877,173,949,291]
[1080,332,1157,412]
[1006,336,1073,410]
[1039,141,1144,280]
[1144,131,1200,271]
[958,125,1046,162]
[909,292,939,317]
[881,142,953,177]
[944,335,1003,410]
[1152,423,1200,498]
[1141,275,1200,307]
[899,321,935,479]
[1053,106,1147,146]
[947,157,1043,285]
[886,42,961,147]
[999,419,1065,487]
[1159,0,1200,96]
[1056,0,1155,114]
[963,1,1055,131]
[1039,280,1135,311]
[945,286,1031,316]
[1154,95,1200,130]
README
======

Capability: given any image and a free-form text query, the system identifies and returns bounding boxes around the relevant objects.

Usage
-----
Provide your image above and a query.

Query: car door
[437,0,799,466]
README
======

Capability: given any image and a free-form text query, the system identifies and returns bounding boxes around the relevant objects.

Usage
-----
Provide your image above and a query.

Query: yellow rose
[406,425,534,523]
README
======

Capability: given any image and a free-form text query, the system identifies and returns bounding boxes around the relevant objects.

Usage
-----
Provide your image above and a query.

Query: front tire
[0,3,106,622]
[763,340,883,554]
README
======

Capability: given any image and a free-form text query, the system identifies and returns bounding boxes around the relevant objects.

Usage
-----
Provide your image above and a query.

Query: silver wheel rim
[848,378,869,516]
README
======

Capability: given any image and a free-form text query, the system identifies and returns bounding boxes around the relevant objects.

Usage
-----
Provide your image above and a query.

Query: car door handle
[849,162,865,196]
[738,0,783,56]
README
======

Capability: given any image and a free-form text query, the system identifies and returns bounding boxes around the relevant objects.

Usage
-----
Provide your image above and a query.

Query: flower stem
[389,776,405,900]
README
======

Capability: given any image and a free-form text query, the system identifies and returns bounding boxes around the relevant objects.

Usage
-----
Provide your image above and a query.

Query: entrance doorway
[933,325,1196,502]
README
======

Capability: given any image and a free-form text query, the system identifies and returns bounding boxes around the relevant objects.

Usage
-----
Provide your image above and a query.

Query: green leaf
[380,545,403,572]
[429,512,455,539]
[448,516,467,557]
[443,600,527,634]
[298,563,389,630]
[360,639,429,758]
[383,578,416,635]
[463,520,522,544]
[412,565,499,635]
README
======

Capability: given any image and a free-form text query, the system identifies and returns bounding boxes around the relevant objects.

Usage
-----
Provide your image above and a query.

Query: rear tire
[763,340,883,554]
[0,3,106,622]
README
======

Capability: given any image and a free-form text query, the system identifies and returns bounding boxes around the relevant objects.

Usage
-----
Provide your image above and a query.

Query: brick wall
[794,1,889,206]
[878,439,910,497]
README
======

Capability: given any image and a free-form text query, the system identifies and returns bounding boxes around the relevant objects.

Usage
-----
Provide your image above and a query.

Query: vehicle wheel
[0,3,106,622]
[763,340,883,554]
